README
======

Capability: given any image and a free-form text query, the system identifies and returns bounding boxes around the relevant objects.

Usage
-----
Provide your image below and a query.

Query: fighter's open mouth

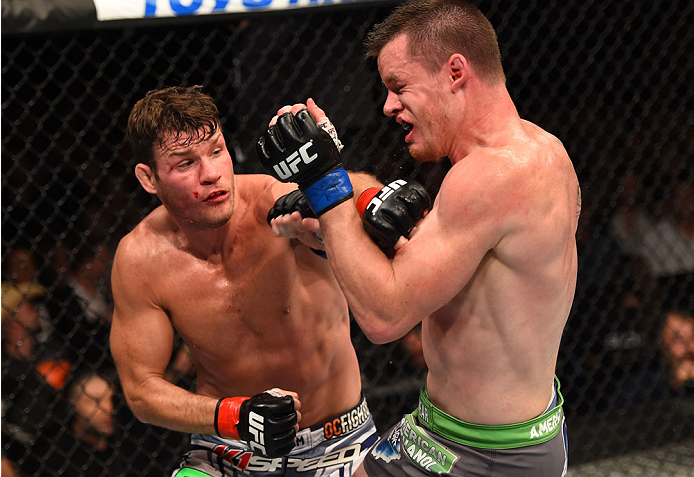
[205,191,226,201]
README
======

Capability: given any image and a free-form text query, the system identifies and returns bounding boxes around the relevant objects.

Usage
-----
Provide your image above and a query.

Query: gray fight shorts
[172,395,378,477]
[363,377,568,477]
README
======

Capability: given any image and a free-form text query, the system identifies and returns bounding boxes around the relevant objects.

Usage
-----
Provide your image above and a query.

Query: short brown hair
[127,85,221,174]
[365,0,505,84]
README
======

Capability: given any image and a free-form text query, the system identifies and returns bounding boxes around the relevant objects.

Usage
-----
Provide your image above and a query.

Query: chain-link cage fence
[2,0,693,475]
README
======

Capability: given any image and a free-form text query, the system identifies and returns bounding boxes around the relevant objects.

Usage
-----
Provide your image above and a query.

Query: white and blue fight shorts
[172,395,378,477]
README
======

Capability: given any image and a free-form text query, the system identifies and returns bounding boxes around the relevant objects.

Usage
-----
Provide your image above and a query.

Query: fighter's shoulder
[437,147,550,231]
[113,207,174,271]
[443,148,528,198]
[519,121,574,175]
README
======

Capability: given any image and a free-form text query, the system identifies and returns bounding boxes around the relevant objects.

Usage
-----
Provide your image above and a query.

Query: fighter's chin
[184,209,234,229]
[198,213,233,228]
[408,144,440,163]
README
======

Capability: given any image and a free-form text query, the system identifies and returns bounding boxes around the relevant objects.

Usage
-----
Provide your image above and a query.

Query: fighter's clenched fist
[256,106,353,216]
[356,180,432,256]
[215,389,300,458]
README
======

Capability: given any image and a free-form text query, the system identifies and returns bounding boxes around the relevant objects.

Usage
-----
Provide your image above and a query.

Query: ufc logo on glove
[272,140,317,180]
[248,411,267,455]
[364,180,408,214]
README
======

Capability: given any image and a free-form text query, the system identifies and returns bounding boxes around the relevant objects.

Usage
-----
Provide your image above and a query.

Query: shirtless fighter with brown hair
[110,86,383,477]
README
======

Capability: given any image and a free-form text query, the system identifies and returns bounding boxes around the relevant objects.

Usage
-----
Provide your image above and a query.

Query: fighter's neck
[171,197,244,261]
[178,223,236,262]
[448,86,523,164]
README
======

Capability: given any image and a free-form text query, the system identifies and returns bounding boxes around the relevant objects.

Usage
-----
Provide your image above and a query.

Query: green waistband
[414,376,564,449]
[175,468,213,477]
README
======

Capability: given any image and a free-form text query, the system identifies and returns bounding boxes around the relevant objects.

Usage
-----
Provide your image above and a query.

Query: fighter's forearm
[346,171,382,199]
[320,203,416,344]
[123,375,218,435]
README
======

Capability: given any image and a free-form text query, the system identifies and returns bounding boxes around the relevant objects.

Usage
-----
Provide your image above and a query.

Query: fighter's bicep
[390,212,488,314]
[110,258,175,387]
[391,170,507,314]
[110,306,175,376]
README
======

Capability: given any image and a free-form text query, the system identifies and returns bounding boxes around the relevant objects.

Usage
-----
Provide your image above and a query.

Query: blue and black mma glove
[256,110,353,216]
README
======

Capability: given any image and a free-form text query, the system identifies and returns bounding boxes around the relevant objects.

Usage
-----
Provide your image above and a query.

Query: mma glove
[257,110,353,216]
[266,190,316,225]
[215,391,297,458]
[356,180,432,256]
[267,190,326,258]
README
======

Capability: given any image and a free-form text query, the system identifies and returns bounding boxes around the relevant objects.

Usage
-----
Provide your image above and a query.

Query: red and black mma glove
[356,180,432,257]
[215,392,297,458]
[257,110,353,216]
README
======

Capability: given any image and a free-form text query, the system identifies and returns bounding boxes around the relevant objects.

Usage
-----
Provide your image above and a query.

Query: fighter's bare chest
[154,241,298,337]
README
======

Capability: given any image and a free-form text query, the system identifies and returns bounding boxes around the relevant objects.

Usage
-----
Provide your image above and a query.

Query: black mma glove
[256,109,353,216]
[356,180,432,256]
[267,190,326,258]
[267,190,316,225]
[215,391,297,458]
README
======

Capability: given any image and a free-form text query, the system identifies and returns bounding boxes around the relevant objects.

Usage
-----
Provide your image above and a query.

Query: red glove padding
[215,396,249,439]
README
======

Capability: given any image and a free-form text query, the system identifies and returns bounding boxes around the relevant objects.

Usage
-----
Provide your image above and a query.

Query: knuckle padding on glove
[360,181,432,253]
[363,217,400,251]
[270,412,298,428]
[277,113,302,142]
[267,190,316,224]
[266,125,286,152]
[296,109,319,136]
[389,200,415,235]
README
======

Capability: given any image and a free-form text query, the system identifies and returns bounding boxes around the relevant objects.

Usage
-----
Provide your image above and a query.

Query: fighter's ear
[447,54,469,92]
[135,163,157,194]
